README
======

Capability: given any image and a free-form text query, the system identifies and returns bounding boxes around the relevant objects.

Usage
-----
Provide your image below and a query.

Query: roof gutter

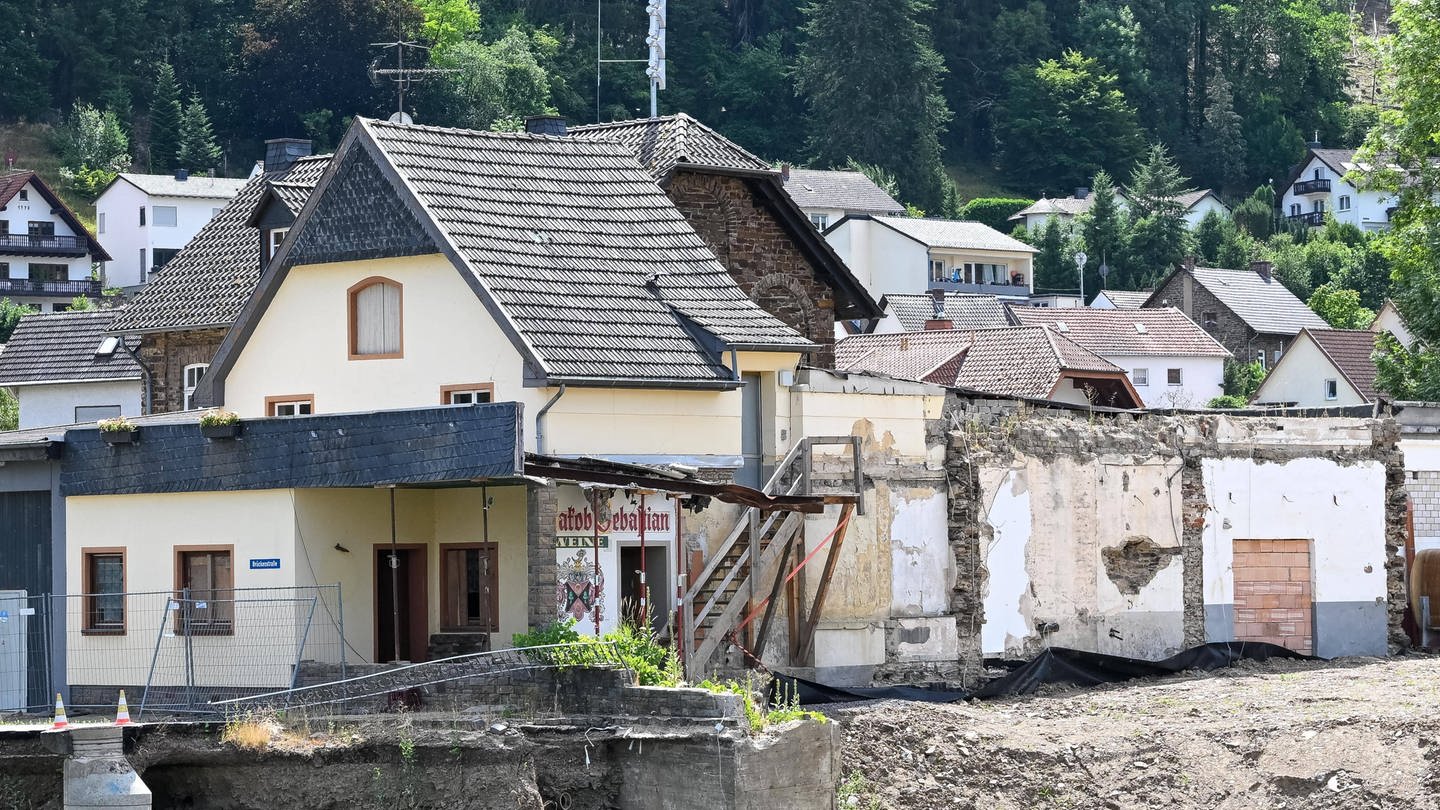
[535,384,566,456]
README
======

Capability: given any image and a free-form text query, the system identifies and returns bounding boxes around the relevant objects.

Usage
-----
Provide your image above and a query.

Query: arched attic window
[348,276,403,359]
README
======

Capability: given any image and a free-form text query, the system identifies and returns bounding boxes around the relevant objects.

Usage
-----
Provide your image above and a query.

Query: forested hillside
[1,0,1378,210]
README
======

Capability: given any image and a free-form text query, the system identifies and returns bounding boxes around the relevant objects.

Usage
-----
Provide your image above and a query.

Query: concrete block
[64,726,150,809]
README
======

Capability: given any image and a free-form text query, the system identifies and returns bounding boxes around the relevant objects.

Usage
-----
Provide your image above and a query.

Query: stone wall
[136,327,226,413]
[526,482,558,630]
[664,172,837,367]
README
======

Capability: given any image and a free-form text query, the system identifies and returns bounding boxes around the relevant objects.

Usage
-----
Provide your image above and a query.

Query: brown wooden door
[375,545,428,663]
[440,544,499,632]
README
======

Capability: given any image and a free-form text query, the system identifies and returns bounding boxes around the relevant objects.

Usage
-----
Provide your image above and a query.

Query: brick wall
[1412,471,1440,541]
[1231,539,1314,654]
[664,172,837,367]
[136,327,227,413]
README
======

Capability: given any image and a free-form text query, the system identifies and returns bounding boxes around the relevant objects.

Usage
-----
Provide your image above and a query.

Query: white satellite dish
[388,111,413,125]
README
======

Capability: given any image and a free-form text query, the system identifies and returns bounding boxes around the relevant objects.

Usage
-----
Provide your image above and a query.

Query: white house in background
[826,215,1036,302]
[1372,299,1417,348]
[1278,146,1396,232]
[1009,306,1231,408]
[94,170,248,289]
[0,171,110,312]
[780,167,905,231]
[0,310,141,428]
[1009,188,1229,231]
[1091,289,1153,310]
[1251,328,1381,408]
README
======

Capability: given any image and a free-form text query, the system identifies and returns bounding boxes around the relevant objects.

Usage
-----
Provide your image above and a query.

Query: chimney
[781,163,792,181]
[1306,130,1322,149]
[1074,187,1090,200]
[1182,255,1197,271]
[264,138,313,173]
[524,115,567,136]
[924,288,952,329]
[174,168,188,181]
[1251,260,1273,282]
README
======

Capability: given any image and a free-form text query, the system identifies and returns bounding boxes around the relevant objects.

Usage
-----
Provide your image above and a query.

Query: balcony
[1292,178,1331,195]
[0,278,102,297]
[1287,211,1325,227]
[0,233,89,257]
[929,279,1031,298]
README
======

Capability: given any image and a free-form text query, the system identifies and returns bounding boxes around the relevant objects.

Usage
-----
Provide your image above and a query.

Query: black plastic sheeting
[775,642,1314,705]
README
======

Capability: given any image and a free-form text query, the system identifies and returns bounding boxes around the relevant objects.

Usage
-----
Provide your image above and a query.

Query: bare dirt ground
[829,654,1440,810]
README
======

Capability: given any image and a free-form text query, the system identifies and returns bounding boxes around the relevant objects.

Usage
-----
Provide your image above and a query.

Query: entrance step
[428,632,491,659]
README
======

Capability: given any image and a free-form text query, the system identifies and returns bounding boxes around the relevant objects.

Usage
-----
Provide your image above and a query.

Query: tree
[0,388,15,432]
[1307,284,1374,329]
[1231,184,1278,238]
[0,299,36,344]
[1030,217,1080,292]
[176,94,222,173]
[995,50,1144,191]
[1194,72,1246,193]
[1123,144,1191,287]
[796,0,952,212]
[415,0,479,59]
[0,2,53,119]
[66,295,95,312]
[55,102,130,197]
[1078,170,1126,291]
[425,28,556,131]
[148,62,183,173]
[1222,359,1266,399]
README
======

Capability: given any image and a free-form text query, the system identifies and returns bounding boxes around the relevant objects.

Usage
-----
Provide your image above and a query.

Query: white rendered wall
[1252,334,1367,407]
[1113,355,1225,408]
[15,380,141,428]
[95,183,230,287]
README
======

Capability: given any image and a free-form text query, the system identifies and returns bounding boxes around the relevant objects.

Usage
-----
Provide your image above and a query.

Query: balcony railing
[1287,211,1325,227]
[929,279,1031,297]
[1292,179,1331,195]
[0,278,102,297]
[0,234,89,256]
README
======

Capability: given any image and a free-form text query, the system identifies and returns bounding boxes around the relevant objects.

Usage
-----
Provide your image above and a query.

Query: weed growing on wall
[513,617,682,686]
[697,674,828,734]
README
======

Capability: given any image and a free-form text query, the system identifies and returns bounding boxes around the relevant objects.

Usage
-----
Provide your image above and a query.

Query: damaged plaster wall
[945,405,1406,685]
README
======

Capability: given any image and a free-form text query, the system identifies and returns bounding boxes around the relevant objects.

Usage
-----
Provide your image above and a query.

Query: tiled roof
[836,326,1122,399]
[106,155,331,334]
[569,114,774,179]
[884,293,1011,331]
[1306,328,1380,402]
[1150,267,1329,336]
[1010,196,1096,219]
[871,216,1038,253]
[111,173,248,199]
[1009,307,1231,358]
[0,171,110,260]
[360,120,810,383]
[0,310,140,385]
[781,169,905,214]
[1171,188,1222,209]
[1096,290,1152,309]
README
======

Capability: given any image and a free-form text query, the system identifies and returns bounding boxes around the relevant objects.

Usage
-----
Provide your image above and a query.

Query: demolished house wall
[944,403,1406,685]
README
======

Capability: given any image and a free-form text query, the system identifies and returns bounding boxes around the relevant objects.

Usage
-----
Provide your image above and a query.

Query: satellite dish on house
[388,111,413,125]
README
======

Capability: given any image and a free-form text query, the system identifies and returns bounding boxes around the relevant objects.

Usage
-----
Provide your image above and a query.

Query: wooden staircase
[681,436,863,679]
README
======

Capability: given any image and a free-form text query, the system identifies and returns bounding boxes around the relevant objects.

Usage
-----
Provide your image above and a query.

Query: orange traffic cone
[114,690,131,726]
[51,693,68,730]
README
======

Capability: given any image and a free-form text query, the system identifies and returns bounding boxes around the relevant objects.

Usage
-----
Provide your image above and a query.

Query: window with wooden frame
[440,543,499,632]
[174,546,234,635]
[441,383,495,405]
[266,394,313,417]
[348,277,403,359]
[82,548,126,634]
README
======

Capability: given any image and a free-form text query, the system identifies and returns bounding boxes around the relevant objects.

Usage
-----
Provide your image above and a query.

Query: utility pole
[369,41,457,123]
[595,0,667,122]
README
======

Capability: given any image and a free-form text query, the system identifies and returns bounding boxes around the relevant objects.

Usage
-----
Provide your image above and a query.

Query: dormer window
[348,277,403,359]
[267,227,289,261]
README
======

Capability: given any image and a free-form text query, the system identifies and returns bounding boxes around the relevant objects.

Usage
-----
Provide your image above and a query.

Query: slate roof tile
[884,293,1011,331]
[0,310,140,385]
[872,216,1038,253]
[1096,290,1153,309]
[1148,267,1328,336]
[781,169,905,214]
[569,113,774,178]
[110,173,248,199]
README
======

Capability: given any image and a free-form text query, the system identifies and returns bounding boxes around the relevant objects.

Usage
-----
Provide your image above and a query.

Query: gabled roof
[868,216,1037,253]
[205,119,813,397]
[1170,188,1227,211]
[1008,306,1231,358]
[835,326,1133,403]
[105,173,248,199]
[0,171,110,260]
[1095,290,1152,309]
[884,293,1010,331]
[1305,328,1380,402]
[781,169,905,215]
[106,155,331,334]
[1010,196,1097,220]
[570,113,774,179]
[0,310,139,386]
[1144,266,1328,336]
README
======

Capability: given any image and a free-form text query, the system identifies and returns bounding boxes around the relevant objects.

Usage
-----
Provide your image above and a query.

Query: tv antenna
[368,40,457,123]
[595,0,666,122]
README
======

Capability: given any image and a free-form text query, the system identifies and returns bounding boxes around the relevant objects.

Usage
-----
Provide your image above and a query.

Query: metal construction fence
[0,585,346,717]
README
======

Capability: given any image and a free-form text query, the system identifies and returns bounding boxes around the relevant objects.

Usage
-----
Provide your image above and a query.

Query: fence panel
[0,592,50,714]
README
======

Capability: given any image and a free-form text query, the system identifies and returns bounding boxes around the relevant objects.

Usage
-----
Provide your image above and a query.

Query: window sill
[82,627,126,636]
[348,353,404,361]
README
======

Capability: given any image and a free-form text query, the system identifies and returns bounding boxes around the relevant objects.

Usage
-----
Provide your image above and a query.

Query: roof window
[95,336,119,356]
[1134,323,1148,333]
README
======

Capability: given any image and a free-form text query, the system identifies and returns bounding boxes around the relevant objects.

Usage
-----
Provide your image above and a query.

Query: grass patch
[698,675,828,734]
[221,711,277,751]
[837,770,884,810]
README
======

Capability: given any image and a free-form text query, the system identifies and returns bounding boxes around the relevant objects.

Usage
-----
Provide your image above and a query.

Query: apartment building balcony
[1292,179,1332,196]
[1287,212,1325,227]
[928,279,1031,298]
[0,233,90,257]
[0,278,102,297]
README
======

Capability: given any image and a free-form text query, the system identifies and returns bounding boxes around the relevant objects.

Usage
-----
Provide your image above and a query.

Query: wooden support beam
[796,502,855,665]
[753,528,800,661]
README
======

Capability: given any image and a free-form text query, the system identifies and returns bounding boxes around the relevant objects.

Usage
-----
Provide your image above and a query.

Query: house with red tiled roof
[0,171,110,313]
[1008,306,1230,408]
[835,326,1142,408]
[1251,327,1383,408]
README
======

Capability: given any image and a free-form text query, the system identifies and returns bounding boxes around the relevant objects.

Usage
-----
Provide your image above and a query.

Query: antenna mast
[595,0,667,122]
[368,40,457,123]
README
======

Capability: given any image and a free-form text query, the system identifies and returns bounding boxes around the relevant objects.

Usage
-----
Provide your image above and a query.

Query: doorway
[738,372,763,488]
[374,545,429,663]
[1231,539,1313,655]
[440,543,499,633]
[620,545,670,636]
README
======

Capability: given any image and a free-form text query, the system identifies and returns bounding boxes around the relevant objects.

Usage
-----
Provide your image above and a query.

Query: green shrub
[1207,394,1250,409]
[959,197,1035,231]
[513,617,681,686]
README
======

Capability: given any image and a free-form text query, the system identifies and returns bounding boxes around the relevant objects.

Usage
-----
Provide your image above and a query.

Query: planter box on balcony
[201,423,242,439]
[101,430,137,445]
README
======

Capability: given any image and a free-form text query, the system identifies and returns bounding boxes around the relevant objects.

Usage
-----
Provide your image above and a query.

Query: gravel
[829,654,1440,809]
